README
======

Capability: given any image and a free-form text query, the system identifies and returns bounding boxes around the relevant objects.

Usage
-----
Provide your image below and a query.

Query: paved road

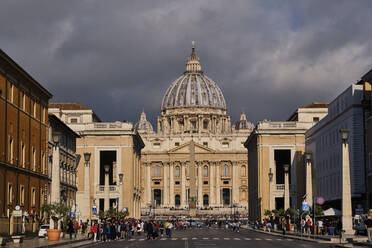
[85,228,330,248]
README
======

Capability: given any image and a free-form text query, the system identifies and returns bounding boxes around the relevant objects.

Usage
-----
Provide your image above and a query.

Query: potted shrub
[41,203,70,241]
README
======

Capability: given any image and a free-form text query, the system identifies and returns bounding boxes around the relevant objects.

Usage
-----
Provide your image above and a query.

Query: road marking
[160,238,167,240]
[192,237,198,240]
[286,239,293,241]
[255,238,261,240]
[244,238,251,240]
[265,238,272,240]
[213,237,219,240]
[139,239,145,241]
[129,239,135,241]
[233,238,241,240]
[224,238,230,240]
[203,237,209,240]
[171,238,178,240]
[182,237,188,240]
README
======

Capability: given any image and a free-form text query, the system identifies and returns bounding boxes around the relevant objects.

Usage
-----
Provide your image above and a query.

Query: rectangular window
[203,181,208,185]
[154,181,160,185]
[174,142,180,146]
[70,118,78,123]
[31,187,36,207]
[32,147,36,171]
[203,142,208,147]
[313,117,320,122]
[153,143,160,148]
[8,183,13,204]
[20,185,25,206]
[222,142,229,148]
[9,83,13,103]
[175,181,180,185]
[223,181,229,185]
[21,91,26,110]
[20,142,25,167]
[9,136,13,163]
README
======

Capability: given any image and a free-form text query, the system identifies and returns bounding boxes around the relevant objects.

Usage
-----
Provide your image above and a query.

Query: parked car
[38,224,50,238]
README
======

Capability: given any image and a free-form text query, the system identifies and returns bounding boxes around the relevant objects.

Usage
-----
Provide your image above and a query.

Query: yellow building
[49,103,144,219]
[135,44,253,217]
[244,103,328,221]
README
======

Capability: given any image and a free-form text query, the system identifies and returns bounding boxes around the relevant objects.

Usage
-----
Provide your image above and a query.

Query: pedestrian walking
[365,210,372,242]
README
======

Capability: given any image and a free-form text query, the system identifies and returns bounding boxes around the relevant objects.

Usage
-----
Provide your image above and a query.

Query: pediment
[168,141,215,154]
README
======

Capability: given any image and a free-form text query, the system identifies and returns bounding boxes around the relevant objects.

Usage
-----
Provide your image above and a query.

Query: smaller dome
[235,112,254,130]
[134,111,153,133]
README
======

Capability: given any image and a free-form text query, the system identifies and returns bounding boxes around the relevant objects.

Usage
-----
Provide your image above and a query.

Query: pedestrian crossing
[123,237,294,242]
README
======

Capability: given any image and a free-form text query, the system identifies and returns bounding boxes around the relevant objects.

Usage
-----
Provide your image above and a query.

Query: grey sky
[1,0,371,126]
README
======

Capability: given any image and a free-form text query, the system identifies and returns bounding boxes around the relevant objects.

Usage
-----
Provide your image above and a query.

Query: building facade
[0,49,52,234]
[135,45,253,217]
[47,114,80,210]
[49,103,144,219]
[306,84,367,211]
[245,103,327,220]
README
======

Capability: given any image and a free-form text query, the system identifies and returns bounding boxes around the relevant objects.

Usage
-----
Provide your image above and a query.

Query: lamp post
[83,152,91,221]
[304,153,312,207]
[283,164,290,210]
[118,173,123,211]
[104,164,110,211]
[268,168,273,210]
[340,129,353,235]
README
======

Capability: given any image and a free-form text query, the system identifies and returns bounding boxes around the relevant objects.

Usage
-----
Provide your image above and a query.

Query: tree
[41,202,70,230]
[264,209,272,217]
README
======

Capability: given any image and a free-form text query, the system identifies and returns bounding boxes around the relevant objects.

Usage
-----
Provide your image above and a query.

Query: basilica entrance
[222,188,231,206]
[153,189,162,206]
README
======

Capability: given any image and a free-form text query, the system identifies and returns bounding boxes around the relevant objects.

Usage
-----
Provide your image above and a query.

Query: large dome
[161,44,226,111]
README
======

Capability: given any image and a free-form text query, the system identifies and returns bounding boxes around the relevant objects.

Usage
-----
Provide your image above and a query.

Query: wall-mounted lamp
[119,173,123,185]
[305,152,312,163]
[340,129,349,143]
[283,164,289,173]
[104,164,110,174]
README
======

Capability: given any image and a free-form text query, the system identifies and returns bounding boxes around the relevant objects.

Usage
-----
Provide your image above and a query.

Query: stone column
[163,163,169,207]
[305,158,313,207]
[146,163,151,206]
[169,163,175,207]
[284,166,290,210]
[51,145,60,203]
[232,162,238,204]
[181,162,187,207]
[209,162,215,206]
[215,163,221,206]
[198,163,203,207]
[341,129,353,234]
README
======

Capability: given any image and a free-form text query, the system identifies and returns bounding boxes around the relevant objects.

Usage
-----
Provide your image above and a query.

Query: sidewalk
[243,226,369,246]
[4,233,93,248]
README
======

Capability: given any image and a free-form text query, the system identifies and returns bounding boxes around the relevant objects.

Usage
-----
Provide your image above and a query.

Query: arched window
[154,166,160,177]
[203,194,209,206]
[241,165,246,176]
[223,165,229,176]
[203,166,208,177]
[175,166,180,177]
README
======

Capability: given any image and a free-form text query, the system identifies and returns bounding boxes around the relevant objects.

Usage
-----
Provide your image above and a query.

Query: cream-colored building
[49,103,144,219]
[244,103,328,221]
[135,44,253,216]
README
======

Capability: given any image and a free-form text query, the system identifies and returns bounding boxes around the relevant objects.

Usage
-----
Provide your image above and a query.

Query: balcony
[96,185,118,192]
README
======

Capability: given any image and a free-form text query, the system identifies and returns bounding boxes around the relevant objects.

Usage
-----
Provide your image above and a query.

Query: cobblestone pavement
[83,227,330,248]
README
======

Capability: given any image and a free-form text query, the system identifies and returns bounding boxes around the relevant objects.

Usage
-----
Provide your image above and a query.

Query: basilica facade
[135,45,253,215]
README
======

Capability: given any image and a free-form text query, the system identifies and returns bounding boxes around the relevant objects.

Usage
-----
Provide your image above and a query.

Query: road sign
[13,210,22,217]
[316,196,325,205]
[302,202,310,211]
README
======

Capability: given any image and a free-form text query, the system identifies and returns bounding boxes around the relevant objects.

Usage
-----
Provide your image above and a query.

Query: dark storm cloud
[1,0,372,125]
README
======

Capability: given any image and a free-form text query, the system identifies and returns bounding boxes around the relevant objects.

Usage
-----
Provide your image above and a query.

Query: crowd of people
[256,216,343,236]
[64,217,243,242]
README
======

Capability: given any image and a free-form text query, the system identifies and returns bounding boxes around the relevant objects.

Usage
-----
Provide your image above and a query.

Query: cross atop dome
[185,41,202,73]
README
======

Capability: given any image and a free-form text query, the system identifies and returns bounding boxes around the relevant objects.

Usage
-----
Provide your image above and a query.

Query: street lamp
[268,168,273,182]
[84,152,91,164]
[283,164,290,210]
[340,128,353,234]
[340,129,349,143]
[104,165,110,211]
